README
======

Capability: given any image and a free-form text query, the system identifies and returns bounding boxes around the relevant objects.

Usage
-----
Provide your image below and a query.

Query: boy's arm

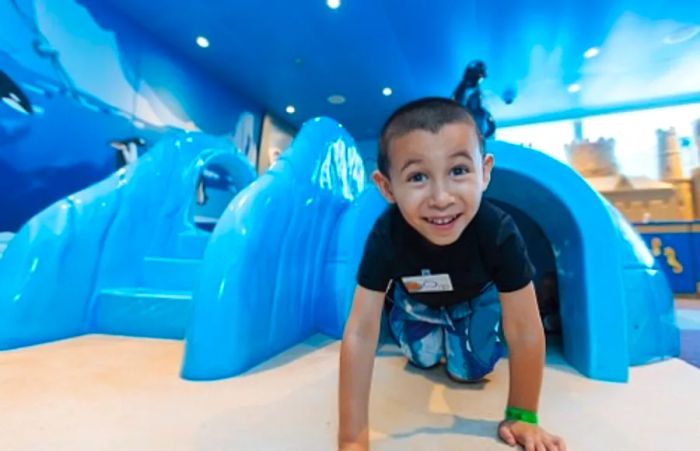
[500,282,545,412]
[338,285,386,450]
[499,282,566,450]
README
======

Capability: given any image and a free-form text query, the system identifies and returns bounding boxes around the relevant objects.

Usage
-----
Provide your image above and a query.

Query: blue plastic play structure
[0,119,679,383]
[485,142,679,381]
[182,126,679,382]
[182,117,370,379]
[0,132,255,348]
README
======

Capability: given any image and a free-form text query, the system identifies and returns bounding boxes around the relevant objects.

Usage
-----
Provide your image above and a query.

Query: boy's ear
[481,153,495,191]
[371,170,396,203]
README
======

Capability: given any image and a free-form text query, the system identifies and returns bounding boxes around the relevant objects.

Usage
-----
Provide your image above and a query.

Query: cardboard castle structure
[566,121,700,222]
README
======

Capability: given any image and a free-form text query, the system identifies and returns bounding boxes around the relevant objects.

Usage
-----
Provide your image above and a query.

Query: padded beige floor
[1,335,699,450]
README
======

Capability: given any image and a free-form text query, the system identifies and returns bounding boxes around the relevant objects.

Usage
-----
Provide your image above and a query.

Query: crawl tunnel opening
[483,140,679,382]
[189,154,253,232]
[489,200,562,339]
[486,165,595,376]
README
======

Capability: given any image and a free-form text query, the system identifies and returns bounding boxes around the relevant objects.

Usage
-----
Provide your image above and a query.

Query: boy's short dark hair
[378,97,485,177]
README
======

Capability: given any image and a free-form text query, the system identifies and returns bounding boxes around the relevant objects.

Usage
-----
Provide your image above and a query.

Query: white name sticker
[401,273,453,293]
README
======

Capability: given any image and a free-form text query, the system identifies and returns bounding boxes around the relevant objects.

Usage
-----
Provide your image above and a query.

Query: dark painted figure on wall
[110,136,147,169]
[452,60,496,139]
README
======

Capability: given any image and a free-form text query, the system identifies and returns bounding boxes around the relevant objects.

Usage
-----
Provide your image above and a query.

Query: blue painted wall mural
[636,221,700,295]
[0,0,263,232]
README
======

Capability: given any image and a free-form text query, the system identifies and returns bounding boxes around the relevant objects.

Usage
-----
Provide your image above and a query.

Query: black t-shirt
[356,200,534,308]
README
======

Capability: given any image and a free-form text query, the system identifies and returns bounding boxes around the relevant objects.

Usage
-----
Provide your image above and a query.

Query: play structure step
[168,232,211,259]
[141,256,201,292]
[92,288,192,339]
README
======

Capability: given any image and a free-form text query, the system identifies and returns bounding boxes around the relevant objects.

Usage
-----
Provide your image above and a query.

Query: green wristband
[505,406,538,425]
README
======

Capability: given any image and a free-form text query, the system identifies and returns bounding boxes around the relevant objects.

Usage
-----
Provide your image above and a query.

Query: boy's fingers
[524,437,535,451]
[552,436,566,451]
[542,436,557,451]
[544,435,564,451]
[498,423,517,446]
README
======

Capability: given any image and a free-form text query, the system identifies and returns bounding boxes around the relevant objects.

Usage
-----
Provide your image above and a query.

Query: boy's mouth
[424,214,461,226]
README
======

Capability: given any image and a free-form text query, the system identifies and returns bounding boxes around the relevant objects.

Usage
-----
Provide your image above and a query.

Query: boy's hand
[498,420,566,451]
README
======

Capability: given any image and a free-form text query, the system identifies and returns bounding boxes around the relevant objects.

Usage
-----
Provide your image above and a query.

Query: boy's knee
[398,335,444,369]
[445,365,493,383]
[405,350,442,369]
[445,338,503,382]
[445,353,498,382]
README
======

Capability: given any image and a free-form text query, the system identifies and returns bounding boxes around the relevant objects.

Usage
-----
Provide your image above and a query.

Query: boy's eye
[451,166,470,176]
[407,173,427,183]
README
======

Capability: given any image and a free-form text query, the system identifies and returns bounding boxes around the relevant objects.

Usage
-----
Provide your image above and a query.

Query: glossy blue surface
[183,128,678,381]
[486,142,679,381]
[607,210,680,366]
[0,133,255,349]
[182,117,368,380]
[321,186,387,338]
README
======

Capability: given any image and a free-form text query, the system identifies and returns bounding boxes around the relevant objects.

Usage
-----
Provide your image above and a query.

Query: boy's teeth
[429,216,455,225]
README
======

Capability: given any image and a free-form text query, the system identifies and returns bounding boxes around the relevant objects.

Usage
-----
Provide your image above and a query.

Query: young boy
[338,98,566,451]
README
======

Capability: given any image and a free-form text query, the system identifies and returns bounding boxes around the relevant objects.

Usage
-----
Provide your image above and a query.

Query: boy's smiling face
[373,122,493,246]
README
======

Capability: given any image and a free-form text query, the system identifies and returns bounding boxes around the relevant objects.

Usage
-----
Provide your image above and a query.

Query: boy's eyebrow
[399,158,422,173]
[449,150,473,161]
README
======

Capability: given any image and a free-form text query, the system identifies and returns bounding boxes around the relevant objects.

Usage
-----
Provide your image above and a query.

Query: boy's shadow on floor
[375,345,504,444]
[381,416,503,443]
[385,419,503,442]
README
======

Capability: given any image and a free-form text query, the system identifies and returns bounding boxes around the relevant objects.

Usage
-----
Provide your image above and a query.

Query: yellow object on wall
[663,246,684,274]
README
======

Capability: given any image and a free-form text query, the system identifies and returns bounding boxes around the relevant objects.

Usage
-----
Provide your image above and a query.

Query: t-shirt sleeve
[491,215,535,293]
[356,227,393,292]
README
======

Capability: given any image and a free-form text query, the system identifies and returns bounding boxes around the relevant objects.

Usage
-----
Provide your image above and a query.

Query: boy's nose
[429,184,455,208]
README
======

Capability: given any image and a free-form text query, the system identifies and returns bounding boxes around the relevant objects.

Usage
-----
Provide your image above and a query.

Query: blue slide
[0,133,255,348]
[182,124,679,382]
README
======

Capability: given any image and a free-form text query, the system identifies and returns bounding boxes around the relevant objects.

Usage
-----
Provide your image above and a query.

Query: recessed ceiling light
[285,105,296,114]
[327,0,341,9]
[196,36,210,48]
[567,83,581,94]
[382,87,393,96]
[327,94,346,105]
[583,47,600,59]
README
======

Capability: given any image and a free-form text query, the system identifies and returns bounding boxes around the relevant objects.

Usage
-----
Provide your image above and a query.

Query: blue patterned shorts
[387,282,505,381]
